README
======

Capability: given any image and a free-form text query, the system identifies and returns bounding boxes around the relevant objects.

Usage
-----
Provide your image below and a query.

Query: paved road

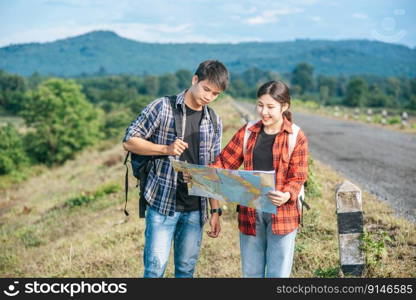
[237,102,416,222]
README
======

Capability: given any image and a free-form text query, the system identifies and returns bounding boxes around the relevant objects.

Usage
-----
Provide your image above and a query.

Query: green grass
[65,183,121,208]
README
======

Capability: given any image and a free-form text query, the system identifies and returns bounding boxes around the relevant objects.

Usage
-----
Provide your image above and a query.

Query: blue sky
[0,0,415,47]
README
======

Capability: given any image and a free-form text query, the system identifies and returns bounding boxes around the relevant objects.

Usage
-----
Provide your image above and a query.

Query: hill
[1,30,415,77]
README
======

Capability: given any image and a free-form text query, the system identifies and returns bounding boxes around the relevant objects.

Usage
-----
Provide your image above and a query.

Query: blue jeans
[143,205,203,278]
[239,211,297,278]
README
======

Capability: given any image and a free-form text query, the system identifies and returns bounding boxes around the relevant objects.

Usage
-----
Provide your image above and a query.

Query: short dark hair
[194,60,229,91]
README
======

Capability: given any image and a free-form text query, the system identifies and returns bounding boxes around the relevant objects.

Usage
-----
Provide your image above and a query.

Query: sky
[0,0,415,48]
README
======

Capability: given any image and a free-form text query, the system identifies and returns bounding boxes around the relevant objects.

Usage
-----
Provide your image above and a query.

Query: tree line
[1,65,415,176]
[289,62,416,109]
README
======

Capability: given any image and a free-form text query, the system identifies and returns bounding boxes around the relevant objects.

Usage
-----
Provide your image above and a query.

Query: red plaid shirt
[210,117,308,235]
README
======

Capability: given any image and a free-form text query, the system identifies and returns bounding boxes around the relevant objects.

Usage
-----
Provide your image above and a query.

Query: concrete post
[401,111,408,126]
[336,180,365,276]
[354,108,360,120]
[381,109,388,125]
[366,109,373,123]
[334,106,340,117]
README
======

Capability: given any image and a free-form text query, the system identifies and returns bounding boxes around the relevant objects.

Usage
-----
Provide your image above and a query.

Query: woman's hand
[267,190,291,206]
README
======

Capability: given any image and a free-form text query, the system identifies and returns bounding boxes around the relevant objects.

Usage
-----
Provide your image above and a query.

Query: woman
[211,80,308,277]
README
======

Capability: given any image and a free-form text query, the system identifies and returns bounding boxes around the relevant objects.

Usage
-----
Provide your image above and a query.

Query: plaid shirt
[211,117,308,235]
[123,90,222,225]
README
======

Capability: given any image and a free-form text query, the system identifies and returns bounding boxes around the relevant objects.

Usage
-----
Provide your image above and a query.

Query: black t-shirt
[253,128,277,171]
[176,105,203,212]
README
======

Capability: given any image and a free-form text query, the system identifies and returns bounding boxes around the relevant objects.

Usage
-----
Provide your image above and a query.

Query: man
[122,60,228,278]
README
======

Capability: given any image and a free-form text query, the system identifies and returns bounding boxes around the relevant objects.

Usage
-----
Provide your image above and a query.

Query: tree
[0,70,27,114]
[319,86,330,105]
[158,73,179,96]
[21,79,103,165]
[241,68,277,87]
[367,84,394,107]
[291,62,314,94]
[317,75,337,96]
[407,95,416,110]
[27,72,44,90]
[0,124,29,175]
[385,77,401,107]
[141,75,159,96]
[228,78,249,98]
[336,75,348,97]
[104,110,131,138]
[175,69,192,90]
[344,77,368,107]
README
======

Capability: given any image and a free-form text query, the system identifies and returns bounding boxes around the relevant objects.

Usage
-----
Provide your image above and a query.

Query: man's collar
[175,90,186,107]
[176,89,209,115]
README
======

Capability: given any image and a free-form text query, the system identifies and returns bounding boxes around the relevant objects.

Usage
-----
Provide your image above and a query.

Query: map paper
[170,158,277,214]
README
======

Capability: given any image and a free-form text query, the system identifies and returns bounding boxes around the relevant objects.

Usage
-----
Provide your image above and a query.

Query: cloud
[0,21,194,47]
[44,0,100,7]
[151,24,192,34]
[245,7,303,25]
[310,16,322,22]
[353,13,368,20]
[220,3,257,15]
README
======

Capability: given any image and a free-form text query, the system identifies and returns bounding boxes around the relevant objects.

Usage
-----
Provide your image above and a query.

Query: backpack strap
[288,124,310,220]
[207,106,219,137]
[123,152,130,216]
[288,123,300,157]
[243,120,258,157]
[168,95,182,139]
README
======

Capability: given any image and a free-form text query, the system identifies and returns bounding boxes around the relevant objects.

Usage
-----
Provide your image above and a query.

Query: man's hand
[183,172,192,183]
[268,190,291,207]
[166,139,188,156]
[207,213,221,238]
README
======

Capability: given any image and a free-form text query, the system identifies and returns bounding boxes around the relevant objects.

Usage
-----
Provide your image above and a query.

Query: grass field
[0,97,415,277]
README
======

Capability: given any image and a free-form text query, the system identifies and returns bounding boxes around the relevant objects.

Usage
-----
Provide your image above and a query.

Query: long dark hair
[257,80,292,122]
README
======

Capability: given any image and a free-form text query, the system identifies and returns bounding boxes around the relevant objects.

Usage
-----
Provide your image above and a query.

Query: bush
[387,116,401,125]
[65,182,121,208]
[305,156,322,199]
[372,114,382,124]
[304,100,320,110]
[104,110,132,138]
[0,123,29,175]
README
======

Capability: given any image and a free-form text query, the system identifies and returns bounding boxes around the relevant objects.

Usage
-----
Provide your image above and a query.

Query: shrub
[305,156,322,199]
[387,116,401,125]
[65,182,121,208]
[0,123,29,175]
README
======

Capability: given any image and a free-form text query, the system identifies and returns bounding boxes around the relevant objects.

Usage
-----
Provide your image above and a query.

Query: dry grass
[0,96,414,278]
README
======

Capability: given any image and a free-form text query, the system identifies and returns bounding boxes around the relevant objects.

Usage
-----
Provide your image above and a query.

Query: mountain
[0,30,415,77]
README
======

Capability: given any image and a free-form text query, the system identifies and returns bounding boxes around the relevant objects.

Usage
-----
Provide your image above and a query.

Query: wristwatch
[210,208,222,216]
